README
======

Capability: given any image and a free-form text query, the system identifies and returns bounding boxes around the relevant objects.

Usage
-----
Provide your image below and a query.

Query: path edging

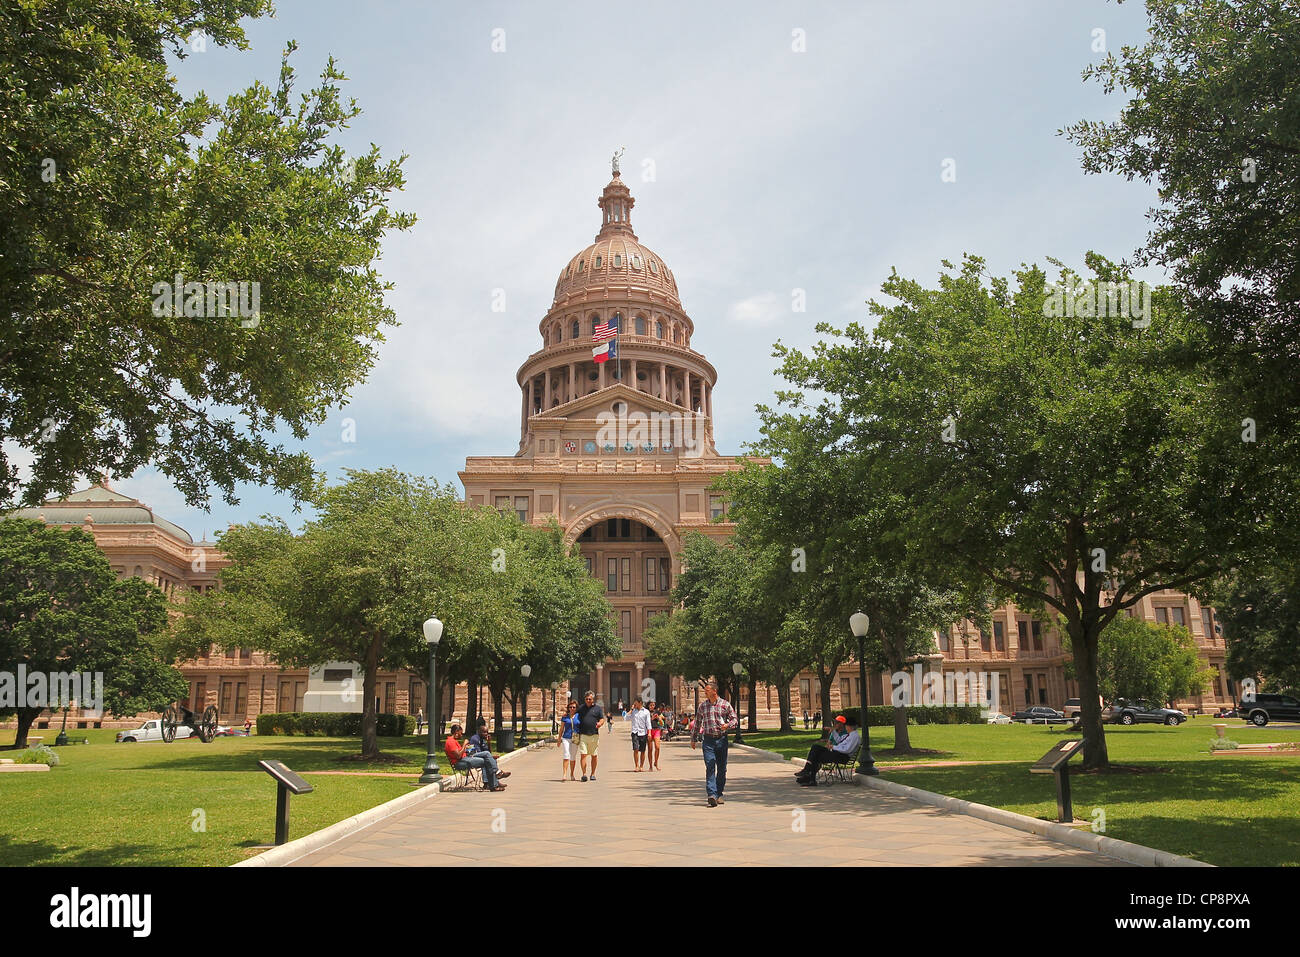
[737,742,1211,868]
[232,739,550,867]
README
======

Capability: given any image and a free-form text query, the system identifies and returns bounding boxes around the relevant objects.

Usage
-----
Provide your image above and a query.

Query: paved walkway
[291,723,1127,866]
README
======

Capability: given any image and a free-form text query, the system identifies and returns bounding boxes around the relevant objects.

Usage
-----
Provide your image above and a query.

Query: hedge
[255,712,416,737]
[825,705,984,727]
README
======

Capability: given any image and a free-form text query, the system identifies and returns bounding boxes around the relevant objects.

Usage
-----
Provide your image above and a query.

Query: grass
[742,718,1300,866]
[0,732,508,866]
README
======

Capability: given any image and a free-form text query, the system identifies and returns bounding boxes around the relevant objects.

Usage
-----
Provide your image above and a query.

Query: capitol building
[5,163,1239,732]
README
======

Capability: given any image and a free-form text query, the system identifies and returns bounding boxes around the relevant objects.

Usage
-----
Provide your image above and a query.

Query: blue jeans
[701,735,729,798]
[456,753,499,788]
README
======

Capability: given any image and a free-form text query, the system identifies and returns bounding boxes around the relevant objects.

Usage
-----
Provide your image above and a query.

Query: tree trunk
[465,680,478,736]
[816,662,836,723]
[1071,617,1110,770]
[440,675,455,738]
[361,633,381,759]
[892,703,911,752]
[490,680,506,732]
[747,677,758,731]
[776,677,793,732]
[12,707,40,749]
[510,688,518,730]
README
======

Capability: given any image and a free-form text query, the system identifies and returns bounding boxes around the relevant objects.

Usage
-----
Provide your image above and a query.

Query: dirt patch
[333,752,410,766]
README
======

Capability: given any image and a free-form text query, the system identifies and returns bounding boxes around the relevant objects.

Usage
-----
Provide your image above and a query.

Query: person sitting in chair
[444,724,508,791]
[468,719,494,757]
[795,715,860,786]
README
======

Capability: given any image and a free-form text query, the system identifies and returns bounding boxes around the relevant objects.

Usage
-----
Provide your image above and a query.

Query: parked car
[986,712,1013,725]
[1011,706,1069,724]
[1238,693,1300,727]
[115,719,194,742]
[212,726,244,737]
[1110,699,1186,726]
[1063,698,1081,719]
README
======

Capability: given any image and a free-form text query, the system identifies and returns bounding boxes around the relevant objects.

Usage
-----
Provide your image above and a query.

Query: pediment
[534,383,700,423]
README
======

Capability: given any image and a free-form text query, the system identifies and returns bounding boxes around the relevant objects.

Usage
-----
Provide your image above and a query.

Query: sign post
[1029,739,1085,823]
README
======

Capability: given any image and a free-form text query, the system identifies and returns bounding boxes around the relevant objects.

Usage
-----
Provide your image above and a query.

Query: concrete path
[291,723,1128,866]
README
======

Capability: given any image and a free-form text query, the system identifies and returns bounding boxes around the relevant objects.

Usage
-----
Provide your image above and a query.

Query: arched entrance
[569,514,675,709]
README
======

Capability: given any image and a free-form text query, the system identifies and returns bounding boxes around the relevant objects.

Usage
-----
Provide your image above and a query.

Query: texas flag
[593,337,618,364]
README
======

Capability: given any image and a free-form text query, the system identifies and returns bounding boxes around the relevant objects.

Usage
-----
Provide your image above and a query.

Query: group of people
[440,679,860,806]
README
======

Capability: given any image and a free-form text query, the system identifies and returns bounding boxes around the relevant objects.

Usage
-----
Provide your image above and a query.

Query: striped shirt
[692,697,737,741]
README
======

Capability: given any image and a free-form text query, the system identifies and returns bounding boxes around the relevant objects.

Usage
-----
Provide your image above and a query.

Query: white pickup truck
[115,719,194,743]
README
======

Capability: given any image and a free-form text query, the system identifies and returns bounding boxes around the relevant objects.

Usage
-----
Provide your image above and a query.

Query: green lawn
[0,733,485,866]
[744,718,1300,866]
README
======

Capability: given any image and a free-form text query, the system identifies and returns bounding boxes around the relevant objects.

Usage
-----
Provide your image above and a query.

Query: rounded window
[656,321,663,338]
[636,316,647,335]
[632,255,641,270]
[649,260,658,274]
[614,254,622,267]
[595,255,602,269]
[578,260,584,272]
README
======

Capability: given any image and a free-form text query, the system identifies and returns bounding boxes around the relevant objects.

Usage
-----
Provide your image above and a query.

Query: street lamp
[418,617,444,784]
[731,662,745,745]
[550,681,559,735]
[519,663,532,746]
[850,611,878,776]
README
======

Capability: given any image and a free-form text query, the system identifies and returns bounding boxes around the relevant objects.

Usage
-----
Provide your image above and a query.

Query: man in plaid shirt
[691,678,738,807]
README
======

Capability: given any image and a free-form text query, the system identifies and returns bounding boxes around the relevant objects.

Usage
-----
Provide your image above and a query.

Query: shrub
[255,712,416,737]
[16,744,60,766]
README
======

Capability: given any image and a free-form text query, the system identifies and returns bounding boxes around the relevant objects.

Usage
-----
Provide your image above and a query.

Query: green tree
[763,256,1264,768]
[0,2,413,508]
[1064,0,1300,546]
[0,520,186,747]
[173,469,518,759]
[1209,562,1300,693]
[1067,613,1211,705]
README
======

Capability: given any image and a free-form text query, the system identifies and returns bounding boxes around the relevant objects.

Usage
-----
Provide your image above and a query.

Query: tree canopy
[0,1,413,508]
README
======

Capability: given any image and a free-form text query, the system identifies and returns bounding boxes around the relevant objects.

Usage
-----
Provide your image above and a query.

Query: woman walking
[647,700,664,770]
[557,699,581,781]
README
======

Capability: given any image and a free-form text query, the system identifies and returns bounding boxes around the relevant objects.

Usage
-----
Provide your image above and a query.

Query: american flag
[592,318,619,342]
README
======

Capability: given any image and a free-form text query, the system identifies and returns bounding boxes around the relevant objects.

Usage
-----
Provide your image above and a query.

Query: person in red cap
[795,715,860,786]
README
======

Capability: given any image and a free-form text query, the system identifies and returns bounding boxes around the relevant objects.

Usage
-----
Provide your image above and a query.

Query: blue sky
[39,0,1166,538]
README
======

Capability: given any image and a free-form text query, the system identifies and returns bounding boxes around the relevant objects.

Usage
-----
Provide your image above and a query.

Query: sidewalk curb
[740,742,1211,868]
[233,739,550,867]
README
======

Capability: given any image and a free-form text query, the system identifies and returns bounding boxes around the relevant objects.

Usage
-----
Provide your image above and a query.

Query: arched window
[612,312,622,333]
[571,319,580,339]
[590,314,600,335]
[578,260,584,272]
[595,255,602,269]
[636,316,646,336]
[614,254,622,267]
[656,320,663,339]
[632,255,641,270]
[649,260,658,274]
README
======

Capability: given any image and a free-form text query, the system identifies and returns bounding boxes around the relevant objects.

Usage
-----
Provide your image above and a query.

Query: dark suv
[1238,693,1300,727]
[1110,699,1186,726]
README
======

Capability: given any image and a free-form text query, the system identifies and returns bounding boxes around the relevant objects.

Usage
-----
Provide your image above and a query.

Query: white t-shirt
[628,707,652,735]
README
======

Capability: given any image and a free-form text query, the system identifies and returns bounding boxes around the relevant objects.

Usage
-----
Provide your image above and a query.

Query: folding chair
[817,745,861,785]
[446,760,484,791]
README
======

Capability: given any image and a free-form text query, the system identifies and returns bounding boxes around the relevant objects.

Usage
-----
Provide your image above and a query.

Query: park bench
[816,745,861,785]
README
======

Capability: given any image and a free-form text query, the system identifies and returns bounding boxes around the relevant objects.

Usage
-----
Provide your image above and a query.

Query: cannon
[161,702,220,743]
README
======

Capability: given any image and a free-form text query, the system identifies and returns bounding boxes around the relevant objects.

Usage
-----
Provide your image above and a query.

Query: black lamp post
[55,697,72,747]
[519,663,532,746]
[850,611,878,775]
[418,617,444,785]
[731,662,745,744]
[550,681,559,736]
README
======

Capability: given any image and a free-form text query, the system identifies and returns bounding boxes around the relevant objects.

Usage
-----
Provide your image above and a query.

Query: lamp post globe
[519,664,532,746]
[418,617,444,785]
[731,662,745,745]
[849,612,878,776]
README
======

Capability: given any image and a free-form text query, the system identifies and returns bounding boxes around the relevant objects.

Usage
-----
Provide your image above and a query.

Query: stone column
[659,362,667,400]
[526,378,534,417]
[683,370,691,410]
[599,359,606,390]
[544,368,552,410]
[569,362,576,402]
[630,359,638,393]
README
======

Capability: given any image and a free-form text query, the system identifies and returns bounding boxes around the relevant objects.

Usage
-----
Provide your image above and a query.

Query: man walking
[628,698,651,770]
[577,690,604,781]
[691,679,738,807]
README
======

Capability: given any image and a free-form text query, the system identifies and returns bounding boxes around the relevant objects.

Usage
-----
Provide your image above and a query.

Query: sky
[19,0,1166,538]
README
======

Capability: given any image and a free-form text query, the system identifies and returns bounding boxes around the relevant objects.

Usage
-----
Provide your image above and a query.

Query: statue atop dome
[611,146,624,176]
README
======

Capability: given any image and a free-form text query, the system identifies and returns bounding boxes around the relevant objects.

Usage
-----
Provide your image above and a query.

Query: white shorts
[561,737,579,761]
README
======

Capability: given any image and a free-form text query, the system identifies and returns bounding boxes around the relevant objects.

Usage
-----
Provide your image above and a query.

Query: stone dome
[551,173,681,308]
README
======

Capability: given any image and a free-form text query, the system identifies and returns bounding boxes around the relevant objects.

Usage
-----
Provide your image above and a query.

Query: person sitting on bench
[796,715,860,786]
[444,724,509,791]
